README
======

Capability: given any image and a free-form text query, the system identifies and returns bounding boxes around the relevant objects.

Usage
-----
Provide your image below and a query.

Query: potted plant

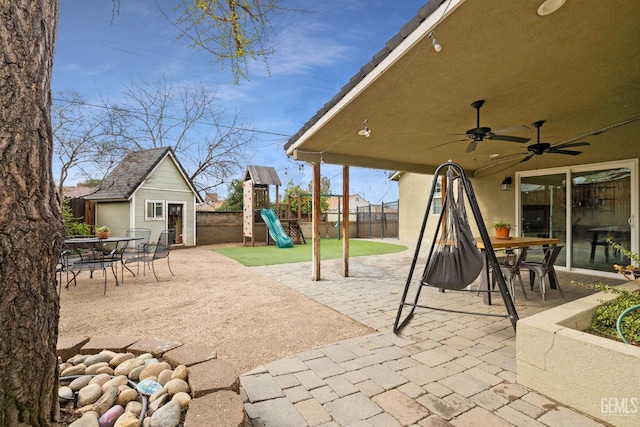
[95,225,110,239]
[492,220,511,239]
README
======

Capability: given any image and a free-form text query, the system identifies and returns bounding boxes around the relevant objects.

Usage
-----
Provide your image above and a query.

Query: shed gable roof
[86,147,202,202]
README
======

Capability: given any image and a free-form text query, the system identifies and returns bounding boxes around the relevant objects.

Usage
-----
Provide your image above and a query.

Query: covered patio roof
[285,0,640,178]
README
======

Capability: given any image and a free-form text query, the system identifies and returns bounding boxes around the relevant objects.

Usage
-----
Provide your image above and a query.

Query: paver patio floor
[240,241,625,426]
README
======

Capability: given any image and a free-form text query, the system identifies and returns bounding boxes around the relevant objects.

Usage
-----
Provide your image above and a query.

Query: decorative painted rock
[136,378,163,396]
[98,405,124,427]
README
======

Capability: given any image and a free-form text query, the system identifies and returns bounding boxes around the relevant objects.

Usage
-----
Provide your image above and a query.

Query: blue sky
[53,1,426,203]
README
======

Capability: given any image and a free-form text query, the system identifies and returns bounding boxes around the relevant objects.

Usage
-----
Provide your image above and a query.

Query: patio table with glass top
[62,236,143,291]
[475,236,561,304]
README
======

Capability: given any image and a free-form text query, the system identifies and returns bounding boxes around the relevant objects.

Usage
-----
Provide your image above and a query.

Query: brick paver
[240,246,618,426]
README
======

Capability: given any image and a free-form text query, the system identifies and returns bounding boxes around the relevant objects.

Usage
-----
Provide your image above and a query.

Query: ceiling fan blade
[428,138,467,150]
[520,153,535,162]
[489,134,531,143]
[493,125,530,135]
[553,141,590,149]
[466,141,479,153]
[548,149,583,156]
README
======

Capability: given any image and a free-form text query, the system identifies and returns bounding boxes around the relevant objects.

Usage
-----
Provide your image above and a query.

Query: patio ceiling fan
[458,100,531,153]
[519,120,590,162]
[473,115,640,178]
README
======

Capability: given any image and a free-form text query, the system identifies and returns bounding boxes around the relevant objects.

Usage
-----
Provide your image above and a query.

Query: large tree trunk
[0,1,63,426]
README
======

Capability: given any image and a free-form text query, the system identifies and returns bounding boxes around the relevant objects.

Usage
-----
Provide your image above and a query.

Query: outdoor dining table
[63,236,143,286]
[475,236,561,304]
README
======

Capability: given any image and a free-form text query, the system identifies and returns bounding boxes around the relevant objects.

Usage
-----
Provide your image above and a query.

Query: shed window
[146,200,164,220]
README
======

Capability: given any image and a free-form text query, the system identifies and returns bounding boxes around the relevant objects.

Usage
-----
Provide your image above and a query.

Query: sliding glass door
[518,160,636,275]
[570,167,632,272]
[520,173,567,267]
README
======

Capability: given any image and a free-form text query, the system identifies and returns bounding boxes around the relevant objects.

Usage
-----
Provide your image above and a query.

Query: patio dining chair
[119,228,152,281]
[492,246,528,302]
[136,230,174,282]
[62,240,114,295]
[521,245,564,300]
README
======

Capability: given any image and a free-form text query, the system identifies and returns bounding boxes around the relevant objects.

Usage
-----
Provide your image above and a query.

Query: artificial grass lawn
[214,239,407,267]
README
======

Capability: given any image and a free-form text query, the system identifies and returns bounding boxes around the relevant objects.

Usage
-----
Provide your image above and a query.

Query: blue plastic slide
[260,208,294,248]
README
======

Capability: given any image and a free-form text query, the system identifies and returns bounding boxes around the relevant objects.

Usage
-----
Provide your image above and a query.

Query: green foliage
[571,240,640,345]
[284,177,331,216]
[62,204,91,236]
[492,219,511,229]
[218,178,244,211]
[214,239,407,267]
[582,283,640,345]
[173,0,287,83]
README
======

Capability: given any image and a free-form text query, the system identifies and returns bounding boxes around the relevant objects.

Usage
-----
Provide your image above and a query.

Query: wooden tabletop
[475,236,560,250]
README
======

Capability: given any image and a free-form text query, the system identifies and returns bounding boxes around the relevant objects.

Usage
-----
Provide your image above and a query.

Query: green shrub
[586,284,640,345]
[62,204,91,236]
[571,239,640,346]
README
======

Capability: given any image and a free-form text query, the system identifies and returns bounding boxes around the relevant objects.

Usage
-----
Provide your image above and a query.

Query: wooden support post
[342,166,349,277]
[312,161,321,281]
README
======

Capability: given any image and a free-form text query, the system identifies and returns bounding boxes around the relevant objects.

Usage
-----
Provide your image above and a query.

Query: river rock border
[57,336,248,427]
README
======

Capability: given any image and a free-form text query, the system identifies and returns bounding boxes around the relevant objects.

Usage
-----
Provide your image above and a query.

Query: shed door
[167,203,184,244]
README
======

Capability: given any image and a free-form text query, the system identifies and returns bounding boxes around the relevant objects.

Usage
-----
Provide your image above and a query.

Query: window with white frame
[431,177,443,215]
[146,200,164,220]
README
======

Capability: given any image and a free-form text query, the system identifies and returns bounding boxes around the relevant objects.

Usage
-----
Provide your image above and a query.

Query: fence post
[381,202,385,239]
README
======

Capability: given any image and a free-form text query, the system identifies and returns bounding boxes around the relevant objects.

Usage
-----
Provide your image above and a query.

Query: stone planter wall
[516,283,640,427]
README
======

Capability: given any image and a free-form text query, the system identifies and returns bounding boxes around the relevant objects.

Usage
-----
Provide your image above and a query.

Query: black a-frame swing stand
[393,161,519,333]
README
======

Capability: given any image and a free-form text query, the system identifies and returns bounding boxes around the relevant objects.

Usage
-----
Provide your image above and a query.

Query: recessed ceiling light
[489,153,500,159]
[537,0,566,16]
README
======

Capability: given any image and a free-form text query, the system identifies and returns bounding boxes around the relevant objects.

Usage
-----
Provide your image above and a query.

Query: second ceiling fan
[519,120,590,162]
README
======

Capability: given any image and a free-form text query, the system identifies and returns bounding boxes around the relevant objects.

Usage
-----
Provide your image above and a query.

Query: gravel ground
[58,244,374,375]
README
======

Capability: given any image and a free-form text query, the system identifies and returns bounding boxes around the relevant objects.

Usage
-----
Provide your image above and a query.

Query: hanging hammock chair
[422,167,484,290]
